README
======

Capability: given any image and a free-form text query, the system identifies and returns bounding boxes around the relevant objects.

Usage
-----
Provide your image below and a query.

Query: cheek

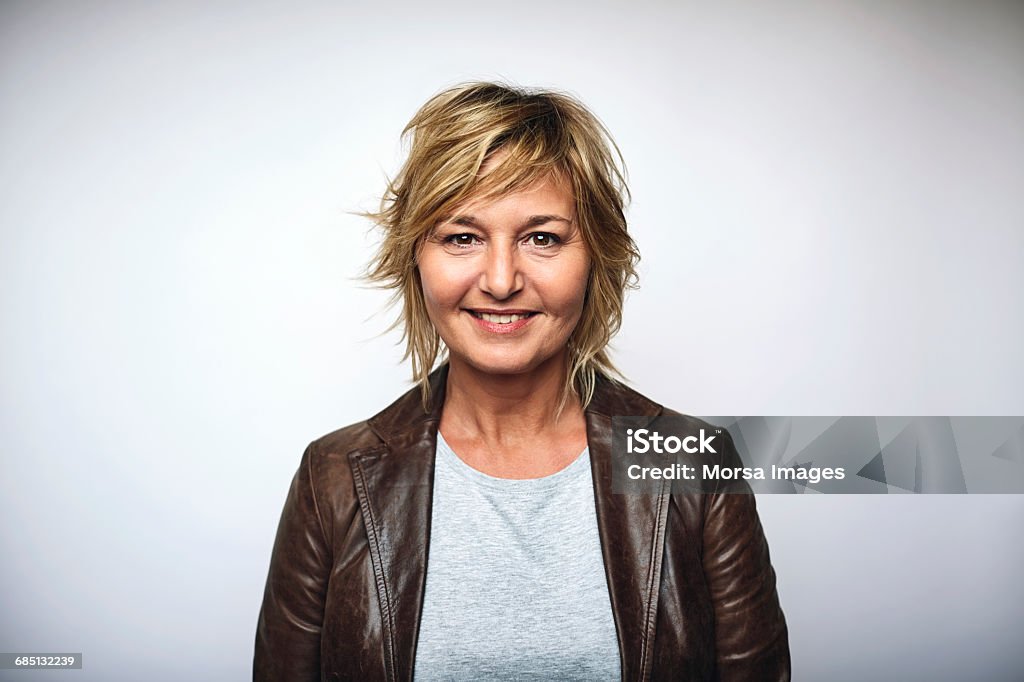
[418,256,473,311]
[547,257,591,317]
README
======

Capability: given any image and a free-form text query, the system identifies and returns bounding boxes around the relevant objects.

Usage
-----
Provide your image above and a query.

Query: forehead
[445,170,576,221]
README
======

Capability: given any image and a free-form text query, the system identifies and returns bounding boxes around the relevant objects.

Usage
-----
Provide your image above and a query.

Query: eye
[443,233,480,248]
[525,232,561,248]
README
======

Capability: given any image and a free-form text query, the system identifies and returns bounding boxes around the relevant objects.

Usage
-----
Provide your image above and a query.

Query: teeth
[476,312,532,324]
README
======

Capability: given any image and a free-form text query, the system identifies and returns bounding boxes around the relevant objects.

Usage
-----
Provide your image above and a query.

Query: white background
[2,1,1022,679]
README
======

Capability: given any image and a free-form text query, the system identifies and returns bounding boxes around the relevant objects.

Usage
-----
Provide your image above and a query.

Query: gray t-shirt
[413,432,622,681]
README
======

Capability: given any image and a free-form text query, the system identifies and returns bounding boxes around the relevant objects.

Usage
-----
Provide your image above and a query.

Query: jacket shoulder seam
[305,440,331,553]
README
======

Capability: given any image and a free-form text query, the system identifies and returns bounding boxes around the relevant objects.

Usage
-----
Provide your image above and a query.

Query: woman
[254,82,790,681]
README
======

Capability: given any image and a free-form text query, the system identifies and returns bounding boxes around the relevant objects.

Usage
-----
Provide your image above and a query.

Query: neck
[440,351,584,451]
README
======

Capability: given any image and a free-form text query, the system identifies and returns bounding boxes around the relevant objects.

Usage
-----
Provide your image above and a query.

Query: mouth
[466,309,540,329]
[468,310,538,325]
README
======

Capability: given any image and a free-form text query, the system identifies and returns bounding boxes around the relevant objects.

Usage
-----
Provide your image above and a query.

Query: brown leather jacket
[254,365,790,681]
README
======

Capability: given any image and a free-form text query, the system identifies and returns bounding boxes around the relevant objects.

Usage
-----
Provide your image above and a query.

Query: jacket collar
[352,363,667,682]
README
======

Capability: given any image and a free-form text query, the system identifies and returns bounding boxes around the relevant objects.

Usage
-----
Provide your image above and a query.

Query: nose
[479,241,523,300]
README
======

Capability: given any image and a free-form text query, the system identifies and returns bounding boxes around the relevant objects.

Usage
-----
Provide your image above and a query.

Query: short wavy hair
[363,82,639,410]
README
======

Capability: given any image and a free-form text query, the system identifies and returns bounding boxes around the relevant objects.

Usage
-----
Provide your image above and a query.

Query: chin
[466,358,536,376]
[456,349,565,378]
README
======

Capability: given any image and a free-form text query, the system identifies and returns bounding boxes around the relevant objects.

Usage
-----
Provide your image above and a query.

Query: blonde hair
[363,82,639,410]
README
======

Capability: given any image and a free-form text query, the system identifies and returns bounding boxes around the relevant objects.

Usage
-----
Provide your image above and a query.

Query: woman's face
[417,168,591,379]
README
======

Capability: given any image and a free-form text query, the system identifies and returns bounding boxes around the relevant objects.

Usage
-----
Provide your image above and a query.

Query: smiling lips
[467,309,538,334]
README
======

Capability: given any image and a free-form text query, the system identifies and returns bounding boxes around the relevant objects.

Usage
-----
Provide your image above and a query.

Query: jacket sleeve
[702,429,791,681]
[254,442,330,682]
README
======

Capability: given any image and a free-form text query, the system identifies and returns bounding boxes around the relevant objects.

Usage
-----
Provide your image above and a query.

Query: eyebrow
[445,214,573,228]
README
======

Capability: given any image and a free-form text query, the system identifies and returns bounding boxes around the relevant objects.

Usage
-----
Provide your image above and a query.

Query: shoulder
[591,373,721,435]
[659,405,725,437]
[290,421,379,526]
[587,372,662,419]
[596,377,742,502]
[309,419,382,458]
[297,398,391,487]
[300,377,428,483]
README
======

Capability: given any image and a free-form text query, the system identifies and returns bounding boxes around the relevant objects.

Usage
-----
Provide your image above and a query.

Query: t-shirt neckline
[436,430,591,493]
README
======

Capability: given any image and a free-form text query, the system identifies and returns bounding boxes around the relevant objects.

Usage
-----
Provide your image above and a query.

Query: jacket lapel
[587,374,669,682]
[349,365,449,682]
[350,365,668,682]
